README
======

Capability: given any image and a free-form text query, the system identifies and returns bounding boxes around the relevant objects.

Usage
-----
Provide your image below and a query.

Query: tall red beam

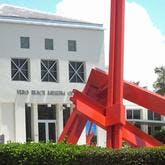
[106,0,125,148]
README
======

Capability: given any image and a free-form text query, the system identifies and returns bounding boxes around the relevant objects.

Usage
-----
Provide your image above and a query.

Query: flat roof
[0,4,104,30]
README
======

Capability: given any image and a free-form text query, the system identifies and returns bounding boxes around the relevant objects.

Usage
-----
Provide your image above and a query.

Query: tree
[152,66,165,143]
[153,66,165,96]
[153,129,165,144]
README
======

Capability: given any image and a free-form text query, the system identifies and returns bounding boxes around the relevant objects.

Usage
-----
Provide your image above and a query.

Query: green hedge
[0,142,165,165]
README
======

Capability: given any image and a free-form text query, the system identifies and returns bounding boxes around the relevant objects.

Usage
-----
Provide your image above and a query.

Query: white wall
[0,22,104,104]
[0,21,104,143]
[0,103,15,143]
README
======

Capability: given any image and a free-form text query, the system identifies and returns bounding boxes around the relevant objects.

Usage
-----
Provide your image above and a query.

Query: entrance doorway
[38,104,56,142]
[38,120,56,142]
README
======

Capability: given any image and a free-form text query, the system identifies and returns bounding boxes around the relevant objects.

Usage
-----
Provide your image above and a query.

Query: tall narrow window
[126,110,132,119]
[45,38,53,50]
[63,104,71,127]
[69,61,85,83]
[11,58,29,81]
[20,36,29,49]
[25,104,32,142]
[68,40,77,51]
[41,60,58,82]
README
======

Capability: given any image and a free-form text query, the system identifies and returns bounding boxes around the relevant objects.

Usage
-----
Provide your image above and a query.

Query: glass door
[38,104,56,142]
[38,122,46,142]
[38,121,56,142]
[48,122,56,141]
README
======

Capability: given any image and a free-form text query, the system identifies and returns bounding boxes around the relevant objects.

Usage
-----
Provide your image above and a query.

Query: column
[141,108,148,133]
[56,104,63,140]
[161,116,165,130]
[70,103,74,113]
[31,104,38,142]
[15,101,26,143]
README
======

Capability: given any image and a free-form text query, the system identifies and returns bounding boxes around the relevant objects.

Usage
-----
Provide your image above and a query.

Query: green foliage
[153,129,165,144]
[153,66,165,95]
[0,143,165,165]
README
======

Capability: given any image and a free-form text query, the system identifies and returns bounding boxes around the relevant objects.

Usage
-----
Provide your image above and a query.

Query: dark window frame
[126,109,141,120]
[20,36,30,49]
[45,38,54,50]
[148,110,161,121]
[69,61,85,83]
[41,60,58,82]
[63,104,71,127]
[38,104,56,120]
[11,58,30,81]
[68,40,77,51]
[25,104,32,142]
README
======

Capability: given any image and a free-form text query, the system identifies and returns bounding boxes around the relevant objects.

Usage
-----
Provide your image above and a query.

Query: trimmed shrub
[0,142,165,165]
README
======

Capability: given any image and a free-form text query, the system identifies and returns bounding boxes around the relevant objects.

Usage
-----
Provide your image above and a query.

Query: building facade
[0,5,104,144]
[97,99,165,147]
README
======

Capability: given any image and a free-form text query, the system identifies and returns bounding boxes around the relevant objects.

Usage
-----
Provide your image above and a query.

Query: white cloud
[56,0,110,24]
[125,2,165,89]
[56,0,165,90]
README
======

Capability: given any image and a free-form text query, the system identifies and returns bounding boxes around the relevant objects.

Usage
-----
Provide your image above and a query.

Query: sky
[0,0,61,12]
[128,0,165,35]
[0,0,165,90]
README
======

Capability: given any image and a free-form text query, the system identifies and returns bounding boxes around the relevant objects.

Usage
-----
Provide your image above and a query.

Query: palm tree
[153,66,165,96]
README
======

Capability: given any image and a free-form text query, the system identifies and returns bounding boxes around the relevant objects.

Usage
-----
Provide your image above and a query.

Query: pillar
[141,108,148,133]
[15,101,26,143]
[31,104,38,142]
[56,104,63,139]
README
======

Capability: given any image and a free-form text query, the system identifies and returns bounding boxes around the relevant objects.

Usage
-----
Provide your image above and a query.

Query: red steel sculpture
[58,0,164,149]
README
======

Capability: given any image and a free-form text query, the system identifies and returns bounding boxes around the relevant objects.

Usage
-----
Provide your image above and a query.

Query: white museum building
[0,5,164,146]
[0,5,104,144]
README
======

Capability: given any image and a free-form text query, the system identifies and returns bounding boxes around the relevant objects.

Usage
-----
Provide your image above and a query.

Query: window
[126,109,141,119]
[38,104,56,142]
[25,104,32,142]
[68,40,77,51]
[148,111,161,121]
[63,104,71,127]
[69,61,85,83]
[20,37,29,49]
[133,110,140,119]
[126,110,132,119]
[11,58,29,81]
[41,60,58,82]
[148,125,161,135]
[45,38,53,50]
[38,104,56,120]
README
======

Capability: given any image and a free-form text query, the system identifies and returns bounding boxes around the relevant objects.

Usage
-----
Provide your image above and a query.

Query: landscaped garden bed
[0,142,165,164]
